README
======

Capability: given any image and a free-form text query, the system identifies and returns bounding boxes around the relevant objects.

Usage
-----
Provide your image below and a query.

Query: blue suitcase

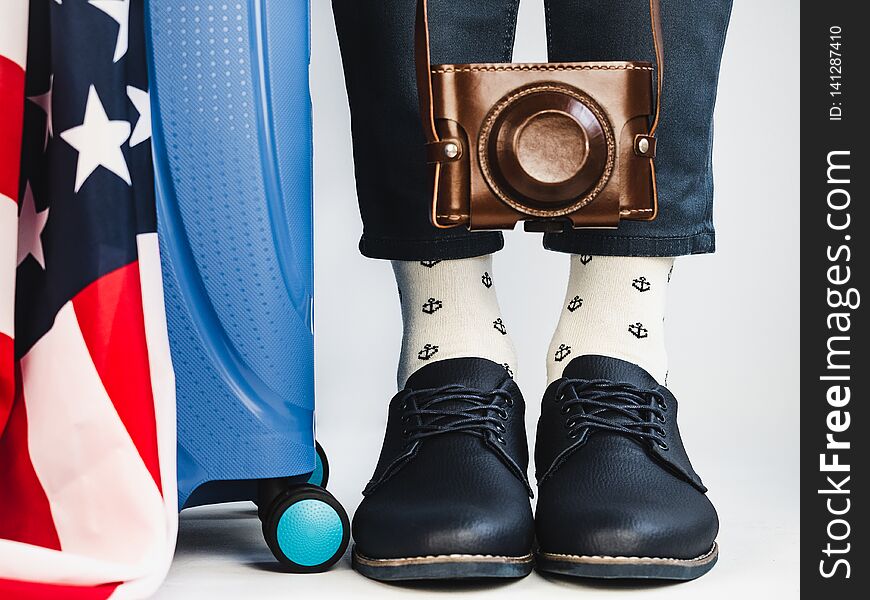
[145,0,348,572]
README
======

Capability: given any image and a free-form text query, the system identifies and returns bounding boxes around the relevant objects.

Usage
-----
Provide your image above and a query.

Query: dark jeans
[332,0,733,260]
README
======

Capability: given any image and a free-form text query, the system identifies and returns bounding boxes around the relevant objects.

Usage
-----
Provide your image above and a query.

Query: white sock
[547,255,675,384]
[393,256,518,388]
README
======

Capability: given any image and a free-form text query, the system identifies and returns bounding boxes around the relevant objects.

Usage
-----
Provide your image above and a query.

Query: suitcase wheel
[262,484,349,573]
[306,441,329,488]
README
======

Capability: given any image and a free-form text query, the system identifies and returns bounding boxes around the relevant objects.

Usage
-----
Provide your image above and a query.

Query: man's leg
[534,0,733,581]
[332,0,534,581]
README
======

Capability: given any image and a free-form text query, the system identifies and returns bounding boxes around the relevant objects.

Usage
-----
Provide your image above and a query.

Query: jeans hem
[359,232,505,261]
[542,231,716,257]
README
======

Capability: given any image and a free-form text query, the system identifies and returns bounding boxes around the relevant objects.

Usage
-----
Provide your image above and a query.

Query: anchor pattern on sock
[418,344,439,360]
[422,297,442,314]
[567,295,583,312]
[632,277,651,292]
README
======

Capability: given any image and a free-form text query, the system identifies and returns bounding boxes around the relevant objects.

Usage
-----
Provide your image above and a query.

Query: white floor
[157,0,800,598]
[157,447,799,599]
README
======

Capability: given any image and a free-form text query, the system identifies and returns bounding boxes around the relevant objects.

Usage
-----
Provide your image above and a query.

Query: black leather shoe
[351,358,535,581]
[534,355,719,580]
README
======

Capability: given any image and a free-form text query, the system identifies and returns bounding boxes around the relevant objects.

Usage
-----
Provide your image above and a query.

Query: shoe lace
[554,378,669,449]
[400,384,513,445]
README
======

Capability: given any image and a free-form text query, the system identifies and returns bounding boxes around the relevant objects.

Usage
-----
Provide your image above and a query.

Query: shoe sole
[352,545,535,581]
[535,542,718,581]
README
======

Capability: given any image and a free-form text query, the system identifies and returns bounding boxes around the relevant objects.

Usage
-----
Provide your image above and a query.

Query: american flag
[0,1,177,598]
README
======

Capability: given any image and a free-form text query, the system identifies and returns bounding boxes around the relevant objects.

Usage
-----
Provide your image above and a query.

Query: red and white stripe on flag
[0,3,178,598]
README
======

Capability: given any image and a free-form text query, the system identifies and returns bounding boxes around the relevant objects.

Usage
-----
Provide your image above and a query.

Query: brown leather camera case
[416,0,663,231]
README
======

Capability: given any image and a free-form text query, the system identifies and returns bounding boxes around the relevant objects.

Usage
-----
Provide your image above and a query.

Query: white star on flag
[17,183,50,270]
[89,0,130,63]
[60,85,132,192]
[27,74,54,150]
[126,85,151,147]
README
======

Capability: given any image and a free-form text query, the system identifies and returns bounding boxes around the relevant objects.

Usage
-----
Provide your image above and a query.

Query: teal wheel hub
[276,499,344,567]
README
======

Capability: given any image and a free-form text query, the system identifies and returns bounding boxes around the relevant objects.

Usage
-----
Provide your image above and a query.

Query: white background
[157,0,800,597]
